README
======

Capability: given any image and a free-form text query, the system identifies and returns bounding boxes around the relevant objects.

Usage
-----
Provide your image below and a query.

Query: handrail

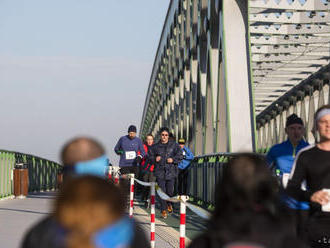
[186,152,267,208]
[0,149,63,199]
[186,153,234,208]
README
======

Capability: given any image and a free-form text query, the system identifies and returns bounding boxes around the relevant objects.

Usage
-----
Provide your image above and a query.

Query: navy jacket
[114,136,145,167]
[148,140,183,180]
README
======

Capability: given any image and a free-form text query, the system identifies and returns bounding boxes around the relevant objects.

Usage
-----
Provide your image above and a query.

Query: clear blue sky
[0,0,169,163]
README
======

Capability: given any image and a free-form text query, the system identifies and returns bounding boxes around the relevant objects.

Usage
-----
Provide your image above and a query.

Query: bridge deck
[0,192,206,248]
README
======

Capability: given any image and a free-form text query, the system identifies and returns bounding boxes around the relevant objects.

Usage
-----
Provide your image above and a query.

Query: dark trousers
[286,208,309,241]
[306,216,330,248]
[178,168,188,195]
[141,172,156,201]
[156,178,175,211]
[119,166,138,206]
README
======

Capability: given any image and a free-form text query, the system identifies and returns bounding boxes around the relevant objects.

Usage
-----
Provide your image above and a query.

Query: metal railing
[187,153,235,208]
[0,150,63,199]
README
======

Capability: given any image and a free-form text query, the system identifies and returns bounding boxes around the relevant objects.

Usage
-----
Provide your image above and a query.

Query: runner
[114,125,145,176]
[148,127,183,219]
[287,105,330,247]
[177,138,194,195]
[140,134,156,207]
[266,114,309,237]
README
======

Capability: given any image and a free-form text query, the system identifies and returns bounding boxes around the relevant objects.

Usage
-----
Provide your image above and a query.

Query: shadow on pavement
[0,208,49,215]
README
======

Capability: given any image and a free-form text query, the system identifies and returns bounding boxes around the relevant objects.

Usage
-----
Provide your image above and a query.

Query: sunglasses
[161,133,169,137]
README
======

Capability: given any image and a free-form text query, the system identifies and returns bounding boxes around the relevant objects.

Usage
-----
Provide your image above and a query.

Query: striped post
[180,196,188,248]
[129,173,135,218]
[114,167,119,185]
[150,182,156,248]
[108,166,112,180]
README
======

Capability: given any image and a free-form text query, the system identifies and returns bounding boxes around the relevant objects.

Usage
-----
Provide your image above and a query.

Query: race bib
[282,173,290,189]
[322,189,330,212]
[125,151,136,160]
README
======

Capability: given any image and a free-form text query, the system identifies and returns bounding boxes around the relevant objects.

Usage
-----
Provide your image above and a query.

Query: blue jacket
[114,136,145,167]
[267,139,310,210]
[178,146,194,169]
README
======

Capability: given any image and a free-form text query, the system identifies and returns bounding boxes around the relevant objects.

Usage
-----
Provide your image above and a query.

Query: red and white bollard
[108,166,112,180]
[114,167,119,185]
[129,173,135,218]
[150,182,156,248]
[180,196,189,248]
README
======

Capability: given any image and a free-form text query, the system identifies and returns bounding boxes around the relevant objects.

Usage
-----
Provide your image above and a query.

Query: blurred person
[22,137,148,248]
[140,134,156,207]
[287,105,330,247]
[55,175,149,248]
[188,154,306,248]
[177,138,194,195]
[148,127,183,218]
[114,125,145,176]
[266,114,309,237]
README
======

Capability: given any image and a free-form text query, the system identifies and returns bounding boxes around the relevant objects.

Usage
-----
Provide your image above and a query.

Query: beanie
[128,125,137,133]
[286,114,303,127]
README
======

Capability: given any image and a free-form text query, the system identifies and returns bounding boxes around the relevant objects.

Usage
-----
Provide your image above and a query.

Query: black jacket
[148,140,183,180]
[21,216,150,248]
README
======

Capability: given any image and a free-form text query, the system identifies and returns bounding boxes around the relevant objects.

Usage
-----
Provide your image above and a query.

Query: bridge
[141,0,330,154]
[1,0,330,247]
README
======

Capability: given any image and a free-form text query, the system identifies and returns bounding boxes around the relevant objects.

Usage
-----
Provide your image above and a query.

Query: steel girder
[140,0,255,155]
[141,0,330,155]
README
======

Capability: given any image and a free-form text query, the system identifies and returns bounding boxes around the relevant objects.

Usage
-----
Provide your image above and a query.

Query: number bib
[322,189,330,212]
[125,151,136,160]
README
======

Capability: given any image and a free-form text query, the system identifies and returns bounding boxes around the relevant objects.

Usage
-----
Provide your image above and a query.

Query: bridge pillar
[220,0,256,152]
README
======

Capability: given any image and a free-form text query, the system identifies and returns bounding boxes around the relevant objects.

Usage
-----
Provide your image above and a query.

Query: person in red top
[140,134,156,207]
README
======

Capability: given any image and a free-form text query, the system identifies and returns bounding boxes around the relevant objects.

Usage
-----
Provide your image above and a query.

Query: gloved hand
[116,150,124,155]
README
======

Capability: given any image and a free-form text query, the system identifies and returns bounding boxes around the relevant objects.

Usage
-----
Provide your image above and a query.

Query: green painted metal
[0,149,63,199]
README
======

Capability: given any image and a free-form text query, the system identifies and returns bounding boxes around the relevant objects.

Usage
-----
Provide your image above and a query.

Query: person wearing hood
[114,125,145,176]
[148,127,183,219]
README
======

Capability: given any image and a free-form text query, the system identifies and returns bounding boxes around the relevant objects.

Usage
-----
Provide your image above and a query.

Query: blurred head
[285,114,305,146]
[159,127,170,144]
[54,176,125,247]
[128,125,137,139]
[178,138,185,149]
[214,154,277,218]
[315,105,330,142]
[60,137,108,180]
[145,134,154,146]
[61,137,105,166]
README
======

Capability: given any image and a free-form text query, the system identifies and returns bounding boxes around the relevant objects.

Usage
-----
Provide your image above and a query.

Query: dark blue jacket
[114,136,145,167]
[178,146,194,169]
[267,139,310,210]
[148,140,183,180]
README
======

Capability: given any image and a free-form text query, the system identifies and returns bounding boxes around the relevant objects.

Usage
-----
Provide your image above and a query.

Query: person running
[140,134,156,207]
[188,154,306,248]
[287,105,330,247]
[148,127,183,219]
[114,125,145,176]
[177,138,194,195]
[266,114,309,237]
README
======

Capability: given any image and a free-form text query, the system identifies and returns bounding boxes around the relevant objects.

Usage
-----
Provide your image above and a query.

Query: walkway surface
[0,192,206,248]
